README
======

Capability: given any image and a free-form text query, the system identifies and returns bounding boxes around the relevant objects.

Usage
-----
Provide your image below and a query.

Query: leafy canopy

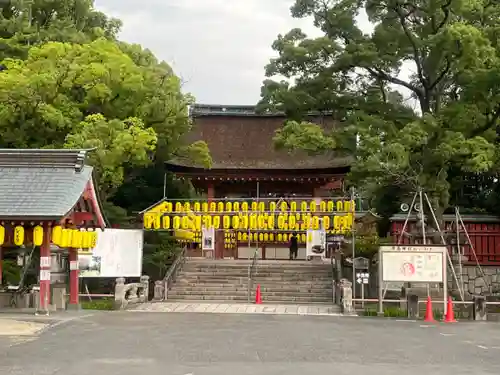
[259,0,500,215]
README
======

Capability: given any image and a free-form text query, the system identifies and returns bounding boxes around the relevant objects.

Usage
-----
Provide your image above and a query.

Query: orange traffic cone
[444,297,457,323]
[424,296,435,322]
[255,284,262,304]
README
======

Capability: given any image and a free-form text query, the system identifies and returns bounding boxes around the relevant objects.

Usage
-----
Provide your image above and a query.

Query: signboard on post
[377,245,447,314]
[79,229,143,278]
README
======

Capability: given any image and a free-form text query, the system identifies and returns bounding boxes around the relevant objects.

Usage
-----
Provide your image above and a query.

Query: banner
[202,227,215,251]
[79,229,143,278]
[306,229,326,258]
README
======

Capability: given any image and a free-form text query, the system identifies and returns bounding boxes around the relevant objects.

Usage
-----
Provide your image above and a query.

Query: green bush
[80,298,114,310]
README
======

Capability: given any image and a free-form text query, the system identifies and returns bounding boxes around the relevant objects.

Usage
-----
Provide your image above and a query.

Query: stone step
[183,266,331,272]
[180,273,332,279]
[177,278,332,285]
[169,289,332,298]
[171,286,331,293]
[166,294,333,303]
[174,283,331,290]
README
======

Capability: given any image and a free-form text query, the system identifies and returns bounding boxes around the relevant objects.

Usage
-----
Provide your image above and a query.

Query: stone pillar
[407,294,419,318]
[38,225,52,314]
[340,279,354,314]
[68,248,80,309]
[139,275,150,302]
[472,295,487,321]
[153,280,165,301]
[114,277,126,310]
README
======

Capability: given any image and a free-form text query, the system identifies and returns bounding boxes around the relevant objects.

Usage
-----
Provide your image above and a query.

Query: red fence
[391,218,500,265]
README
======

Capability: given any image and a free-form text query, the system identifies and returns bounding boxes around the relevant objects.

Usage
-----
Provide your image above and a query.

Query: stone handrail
[114,276,150,310]
[153,246,187,301]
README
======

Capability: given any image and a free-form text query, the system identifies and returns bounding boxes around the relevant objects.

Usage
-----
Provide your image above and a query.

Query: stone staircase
[167,259,336,305]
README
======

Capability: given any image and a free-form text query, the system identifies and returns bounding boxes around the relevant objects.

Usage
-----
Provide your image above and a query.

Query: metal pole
[351,187,356,299]
[163,173,167,198]
[455,207,464,297]
[378,248,383,315]
[397,192,418,244]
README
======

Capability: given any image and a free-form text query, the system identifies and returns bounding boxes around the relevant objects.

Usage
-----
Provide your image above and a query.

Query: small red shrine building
[0,149,106,312]
[166,104,352,259]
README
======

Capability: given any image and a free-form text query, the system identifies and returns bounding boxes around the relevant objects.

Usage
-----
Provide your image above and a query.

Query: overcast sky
[94,1,413,108]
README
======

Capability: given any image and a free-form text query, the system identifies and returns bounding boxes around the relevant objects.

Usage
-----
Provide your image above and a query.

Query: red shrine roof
[0,149,106,227]
[167,104,352,172]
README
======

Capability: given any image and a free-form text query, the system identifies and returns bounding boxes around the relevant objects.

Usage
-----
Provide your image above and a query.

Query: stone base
[66,303,81,311]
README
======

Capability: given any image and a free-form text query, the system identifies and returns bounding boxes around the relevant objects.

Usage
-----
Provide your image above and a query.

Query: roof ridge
[0,148,94,172]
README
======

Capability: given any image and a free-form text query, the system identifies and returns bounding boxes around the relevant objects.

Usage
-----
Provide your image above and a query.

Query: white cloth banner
[79,229,143,278]
[306,229,326,258]
[202,227,215,251]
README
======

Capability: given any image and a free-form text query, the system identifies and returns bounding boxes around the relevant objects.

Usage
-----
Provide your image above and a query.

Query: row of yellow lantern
[144,213,354,231]
[148,200,355,214]
[0,225,97,249]
[181,231,340,244]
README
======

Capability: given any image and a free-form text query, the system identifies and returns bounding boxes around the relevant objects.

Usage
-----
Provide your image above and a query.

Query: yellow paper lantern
[202,215,212,228]
[251,201,258,211]
[277,214,285,229]
[267,215,275,229]
[240,214,248,229]
[202,202,209,212]
[213,215,221,229]
[143,213,154,229]
[81,232,90,248]
[300,233,306,243]
[257,215,266,230]
[323,216,331,230]
[258,202,265,212]
[336,200,343,211]
[173,216,181,229]
[232,216,240,229]
[258,233,264,242]
[175,202,183,212]
[181,216,190,230]
[210,202,216,212]
[300,201,308,212]
[233,202,240,212]
[277,233,283,242]
[223,215,231,229]
[249,214,257,230]
[280,201,287,211]
[288,215,296,230]
[242,233,248,241]
[320,201,327,212]
[0,225,4,245]
[237,232,243,241]
[194,202,201,212]
[13,225,24,246]
[345,213,353,229]
[71,230,82,248]
[194,216,202,231]
[217,202,224,212]
[309,201,316,212]
[290,201,297,212]
[60,229,70,247]
[153,214,161,230]
[327,201,334,211]
[183,202,190,211]
[312,216,320,230]
[162,216,171,229]
[225,202,232,212]
[264,233,269,241]
[269,202,276,212]
[165,202,173,212]
[52,226,62,245]
[33,225,44,246]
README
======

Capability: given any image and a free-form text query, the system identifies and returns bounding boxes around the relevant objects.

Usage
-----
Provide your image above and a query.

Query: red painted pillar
[207,183,215,200]
[38,226,51,313]
[68,248,79,309]
[0,246,3,285]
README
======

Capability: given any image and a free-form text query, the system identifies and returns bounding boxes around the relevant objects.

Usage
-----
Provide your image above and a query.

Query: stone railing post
[339,278,354,315]
[114,277,127,310]
[472,295,487,321]
[139,275,150,303]
[153,280,165,301]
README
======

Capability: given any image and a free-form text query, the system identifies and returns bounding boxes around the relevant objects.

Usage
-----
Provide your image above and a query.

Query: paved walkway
[0,318,47,336]
[131,302,347,316]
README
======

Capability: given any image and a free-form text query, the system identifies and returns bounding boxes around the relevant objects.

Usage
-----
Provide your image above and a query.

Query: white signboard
[79,229,143,278]
[380,245,445,283]
[202,227,215,251]
[306,229,326,258]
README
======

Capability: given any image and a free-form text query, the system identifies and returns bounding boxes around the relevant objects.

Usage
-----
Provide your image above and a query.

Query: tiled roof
[0,149,95,219]
[172,106,352,170]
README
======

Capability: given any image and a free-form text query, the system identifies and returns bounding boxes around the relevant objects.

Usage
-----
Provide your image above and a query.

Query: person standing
[289,232,298,260]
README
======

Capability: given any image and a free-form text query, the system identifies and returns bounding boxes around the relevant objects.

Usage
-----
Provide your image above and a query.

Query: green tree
[0,39,210,199]
[260,0,500,220]
[0,0,121,60]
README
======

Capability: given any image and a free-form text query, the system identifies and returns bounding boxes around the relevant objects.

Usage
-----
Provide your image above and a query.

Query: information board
[380,245,446,283]
[79,229,143,278]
